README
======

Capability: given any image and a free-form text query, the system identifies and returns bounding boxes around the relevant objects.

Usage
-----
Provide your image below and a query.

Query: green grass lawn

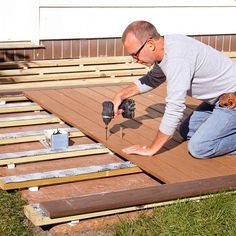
[109,192,236,236]
[0,189,33,236]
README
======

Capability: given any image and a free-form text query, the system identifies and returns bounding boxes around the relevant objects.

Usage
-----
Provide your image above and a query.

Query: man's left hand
[122,145,156,156]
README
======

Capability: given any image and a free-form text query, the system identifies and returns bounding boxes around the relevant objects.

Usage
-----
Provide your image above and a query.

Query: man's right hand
[112,83,140,117]
[112,96,123,117]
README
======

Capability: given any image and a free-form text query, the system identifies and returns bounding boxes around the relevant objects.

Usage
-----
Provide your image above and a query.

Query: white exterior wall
[0,0,236,43]
[0,0,39,43]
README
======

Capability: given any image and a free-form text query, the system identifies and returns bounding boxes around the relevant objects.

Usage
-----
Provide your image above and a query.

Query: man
[112,20,236,158]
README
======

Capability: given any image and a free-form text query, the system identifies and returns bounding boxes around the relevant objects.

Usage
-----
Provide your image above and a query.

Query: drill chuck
[102,101,114,125]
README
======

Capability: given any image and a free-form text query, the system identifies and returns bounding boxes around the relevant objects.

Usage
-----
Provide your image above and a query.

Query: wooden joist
[0,127,84,145]
[0,114,61,128]
[0,102,42,113]
[0,94,27,103]
[24,173,236,226]
[0,143,109,166]
[0,161,141,190]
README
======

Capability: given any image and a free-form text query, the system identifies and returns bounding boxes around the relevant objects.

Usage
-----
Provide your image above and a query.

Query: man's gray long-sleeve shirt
[135,34,236,136]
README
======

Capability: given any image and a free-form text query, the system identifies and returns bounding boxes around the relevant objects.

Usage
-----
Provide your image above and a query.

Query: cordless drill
[102,99,135,140]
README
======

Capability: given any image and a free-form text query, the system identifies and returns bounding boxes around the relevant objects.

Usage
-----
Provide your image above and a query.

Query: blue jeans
[179,102,236,159]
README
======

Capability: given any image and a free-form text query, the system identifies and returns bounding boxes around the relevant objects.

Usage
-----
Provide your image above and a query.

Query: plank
[0,94,27,102]
[0,76,138,92]
[0,69,147,83]
[0,63,147,76]
[0,56,134,69]
[0,114,61,127]
[0,127,84,145]
[0,161,141,190]
[0,102,42,113]
[39,173,236,218]
[0,143,109,165]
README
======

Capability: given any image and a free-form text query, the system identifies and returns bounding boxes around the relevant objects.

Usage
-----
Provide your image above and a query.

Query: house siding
[0,35,236,62]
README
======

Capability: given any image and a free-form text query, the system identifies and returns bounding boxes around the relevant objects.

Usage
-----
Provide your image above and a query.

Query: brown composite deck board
[40,173,236,219]
[24,86,236,183]
[78,86,236,179]
[24,89,190,183]
[44,88,192,182]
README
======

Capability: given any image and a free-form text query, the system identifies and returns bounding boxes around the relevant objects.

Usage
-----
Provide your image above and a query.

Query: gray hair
[122,20,160,43]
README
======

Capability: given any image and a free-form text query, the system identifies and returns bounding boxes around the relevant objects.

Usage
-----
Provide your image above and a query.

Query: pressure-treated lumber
[0,114,61,127]
[0,76,139,92]
[1,69,147,83]
[0,56,148,92]
[0,56,134,69]
[0,127,84,145]
[0,102,42,113]
[0,143,109,166]
[0,161,141,190]
[0,94,27,102]
[0,63,147,76]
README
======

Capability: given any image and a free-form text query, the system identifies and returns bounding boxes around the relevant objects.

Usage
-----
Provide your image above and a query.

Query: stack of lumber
[0,56,148,92]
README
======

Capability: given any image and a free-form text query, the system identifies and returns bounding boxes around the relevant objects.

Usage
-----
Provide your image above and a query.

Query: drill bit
[120,126,123,139]
[105,125,108,140]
